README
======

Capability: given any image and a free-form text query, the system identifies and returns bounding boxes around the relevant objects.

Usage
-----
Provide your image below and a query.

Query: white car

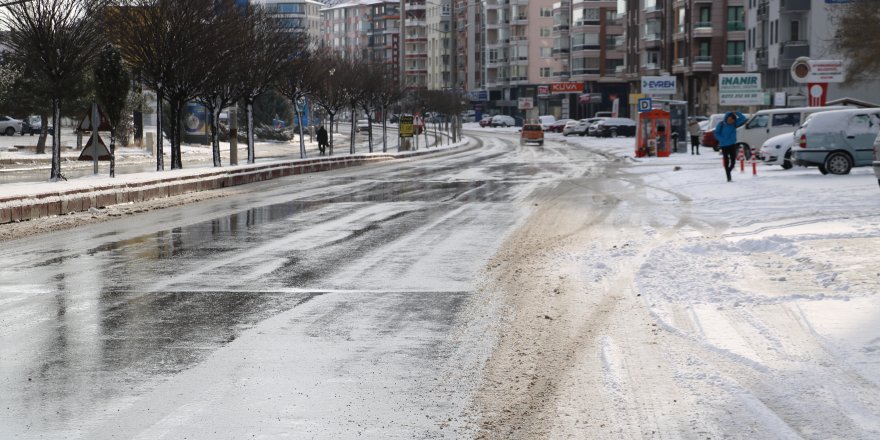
[562,120,581,136]
[758,132,797,169]
[490,115,515,127]
[0,116,24,136]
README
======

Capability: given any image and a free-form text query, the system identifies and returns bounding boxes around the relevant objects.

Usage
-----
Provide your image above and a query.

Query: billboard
[518,97,534,110]
[790,58,846,83]
[641,76,676,95]
[719,73,763,106]
[550,82,585,94]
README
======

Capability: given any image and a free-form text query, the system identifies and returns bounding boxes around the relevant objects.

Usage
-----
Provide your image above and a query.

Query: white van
[735,106,846,152]
[537,115,556,130]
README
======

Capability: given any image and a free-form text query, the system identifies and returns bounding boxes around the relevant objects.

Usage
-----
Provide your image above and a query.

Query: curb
[0,142,468,225]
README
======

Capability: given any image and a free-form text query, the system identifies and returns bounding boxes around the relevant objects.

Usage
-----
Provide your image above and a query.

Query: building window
[572,33,599,50]
[727,6,744,31]
[791,20,800,41]
[574,8,600,26]
[540,47,552,58]
[697,40,711,62]
[540,27,552,37]
[726,41,744,65]
[698,6,711,27]
[540,67,552,77]
[540,8,552,17]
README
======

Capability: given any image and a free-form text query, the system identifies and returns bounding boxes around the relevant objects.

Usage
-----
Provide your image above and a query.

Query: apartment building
[426,0,453,90]
[254,0,324,43]
[454,0,481,93]
[365,1,402,88]
[321,1,372,59]
[400,0,429,89]
[745,0,880,107]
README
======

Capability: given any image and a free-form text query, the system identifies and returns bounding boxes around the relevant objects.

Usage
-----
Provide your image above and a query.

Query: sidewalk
[0,126,466,225]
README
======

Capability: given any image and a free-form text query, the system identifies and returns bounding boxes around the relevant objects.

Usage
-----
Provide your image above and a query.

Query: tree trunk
[109,131,116,178]
[210,103,221,167]
[156,89,165,171]
[328,113,335,156]
[381,106,387,153]
[349,106,356,155]
[246,99,255,164]
[294,105,306,158]
[50,99,62,181]
[36,111,49,155]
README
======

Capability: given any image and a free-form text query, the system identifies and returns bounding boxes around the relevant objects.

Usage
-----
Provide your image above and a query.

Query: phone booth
[635,109,672,158]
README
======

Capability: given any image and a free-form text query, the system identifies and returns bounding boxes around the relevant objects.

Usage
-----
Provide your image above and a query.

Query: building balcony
[552,48,571,55]
[693,56,713,72]
[757,0,769,20]
[553,24,571,32]
[781,0,811,14]
[404,19,426,27]
[672,58,689,74]
[756,48,768,67]
[574,19,600,27]
[552,1,571,12]
[693,22,713,37]
[779,40,809,67]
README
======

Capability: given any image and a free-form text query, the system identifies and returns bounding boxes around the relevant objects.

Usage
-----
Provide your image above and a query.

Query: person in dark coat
[316,125,328,155]
[715,111,747,182]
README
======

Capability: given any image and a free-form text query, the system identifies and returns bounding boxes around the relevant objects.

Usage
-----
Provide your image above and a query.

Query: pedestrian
[715,111,748,182]
[316,125,328,156]
[688,118,702,155]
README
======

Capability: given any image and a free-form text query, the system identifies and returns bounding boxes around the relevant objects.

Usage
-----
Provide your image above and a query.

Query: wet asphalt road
[0,132,598,438]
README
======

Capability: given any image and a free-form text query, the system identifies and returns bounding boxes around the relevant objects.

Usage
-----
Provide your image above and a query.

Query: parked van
[791,108,880,175]
[735,106,846,152]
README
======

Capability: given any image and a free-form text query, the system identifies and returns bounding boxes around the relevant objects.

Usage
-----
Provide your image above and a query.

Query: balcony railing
[694,55,712,63]
[725,54,744,65]
[727,21,745,31]
[694,21,712,29]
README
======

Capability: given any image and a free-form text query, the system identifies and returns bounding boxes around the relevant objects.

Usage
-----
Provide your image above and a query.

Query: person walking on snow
[715,111,747,182]
[316,125,328,156]
[688,118,702,155]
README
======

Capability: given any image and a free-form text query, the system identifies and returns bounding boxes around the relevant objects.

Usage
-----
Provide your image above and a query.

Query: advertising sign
[791,58,846,83]
[638,98,653,113]
[517,97,534,110]
[537,86,550,97]
[469,90,488,101]
[808,83,828,107]
[399,115,414,138]
[550,82,585,94]
[641,76,676,95]
[719,73,763,106]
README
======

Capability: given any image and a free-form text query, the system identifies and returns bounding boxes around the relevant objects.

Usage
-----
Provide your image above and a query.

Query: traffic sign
[638,98,653,113]
[399,115,414,138]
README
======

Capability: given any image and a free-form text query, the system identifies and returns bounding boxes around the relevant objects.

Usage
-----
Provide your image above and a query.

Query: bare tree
[308,52,348,156]
[372,66,405,153]
[94,44,131,178]
[277,47,318,159]
[196,0,246,167]
[2,0,110,181]
[833,0,880,84]
[107,0,220,170]
[237,5,307,164]
[337,57,369,155]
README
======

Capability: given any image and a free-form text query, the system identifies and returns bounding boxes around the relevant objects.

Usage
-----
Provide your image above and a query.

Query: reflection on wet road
[0,133,598,438]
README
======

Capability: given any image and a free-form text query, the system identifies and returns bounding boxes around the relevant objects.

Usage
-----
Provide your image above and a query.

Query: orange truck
[520,123,544,146]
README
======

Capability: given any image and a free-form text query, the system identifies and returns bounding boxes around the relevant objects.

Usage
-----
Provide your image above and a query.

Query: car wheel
[824,152,852,175]
[4,127,14,136]
[781,150,793,169]
[818,164,829,175]
[610,128,617,137]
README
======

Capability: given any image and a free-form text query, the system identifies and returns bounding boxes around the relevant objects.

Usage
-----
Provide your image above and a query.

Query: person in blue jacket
[715,111,748,182]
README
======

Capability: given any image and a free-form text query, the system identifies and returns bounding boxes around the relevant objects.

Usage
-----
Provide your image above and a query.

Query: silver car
[792,109,880,175]
[0,115,23,136]
[873,131,880,189]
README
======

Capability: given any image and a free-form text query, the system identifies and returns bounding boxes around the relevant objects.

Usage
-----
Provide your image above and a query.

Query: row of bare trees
[1,0,469,182]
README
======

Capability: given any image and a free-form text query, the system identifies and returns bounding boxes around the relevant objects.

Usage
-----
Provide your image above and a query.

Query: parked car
[758,132,798,169]
[576,118,604,136]
[547,118,571,133]
[490,114,515,127]
[587,118,609,136]
[735,107,844,153]
[520,123,544,146]
[594,111,613,118]
[389,114,400,124]
[537,115,556,130]
[460,110,476,123]
[479,115,494,127]
[561,120,582,136]
[0,115,24,136]
[594,118,637,137]
[356,119,371,133]
[700,113,733,150]
[791,108,880,175]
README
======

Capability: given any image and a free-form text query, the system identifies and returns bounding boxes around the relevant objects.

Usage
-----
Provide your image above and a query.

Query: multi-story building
[254,0,324,43]
[745,0,880,107]
[426,0,453,90]
[321,1,372,59]
[400,0,429,89]
[552,0,627,119]
[454,0,481,93]
[365,1,402,87]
